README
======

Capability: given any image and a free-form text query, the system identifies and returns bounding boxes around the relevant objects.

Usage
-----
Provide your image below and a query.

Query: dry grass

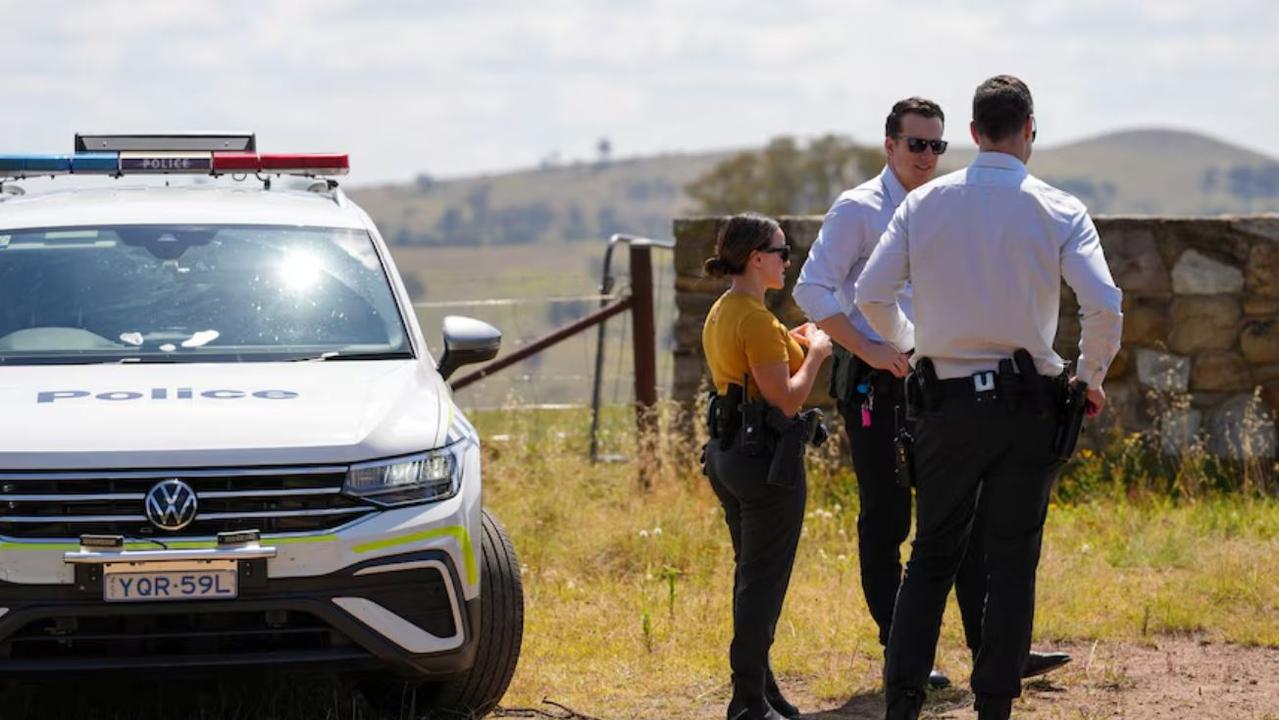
[479,404,1279,719]
[8,404,1277,719]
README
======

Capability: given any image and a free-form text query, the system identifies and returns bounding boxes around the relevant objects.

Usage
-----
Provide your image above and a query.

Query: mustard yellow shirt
[702,291,805,397]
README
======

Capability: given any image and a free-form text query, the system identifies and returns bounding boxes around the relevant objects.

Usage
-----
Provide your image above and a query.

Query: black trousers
[705,441,807,701]
[884,395,1060,704]
[840,362,986,651]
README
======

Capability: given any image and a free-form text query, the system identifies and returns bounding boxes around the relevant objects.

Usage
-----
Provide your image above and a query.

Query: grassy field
[10,405,1278,719]
[478,405,1279,719]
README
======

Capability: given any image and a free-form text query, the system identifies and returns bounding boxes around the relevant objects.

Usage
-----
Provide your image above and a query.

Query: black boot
[727,695,785,720]
[884,688,923,720]
[764,671,799,719]
[1022,650,1071,678]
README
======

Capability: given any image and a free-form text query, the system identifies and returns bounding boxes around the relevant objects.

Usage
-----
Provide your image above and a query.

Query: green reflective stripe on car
[0,542,81,551]
[268,534,339,545]
[127,541,215,550]
[351,525,477,584]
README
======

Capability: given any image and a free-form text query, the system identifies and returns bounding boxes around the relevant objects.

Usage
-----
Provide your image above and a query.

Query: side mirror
[437,315,501,381]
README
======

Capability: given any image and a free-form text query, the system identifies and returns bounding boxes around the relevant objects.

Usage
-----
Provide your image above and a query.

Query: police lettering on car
[37,388,300,403]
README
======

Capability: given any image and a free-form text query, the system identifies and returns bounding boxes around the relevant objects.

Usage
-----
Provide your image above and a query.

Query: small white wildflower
[639,530,649,538]
[837,554,847,562]
[653,527,663,536]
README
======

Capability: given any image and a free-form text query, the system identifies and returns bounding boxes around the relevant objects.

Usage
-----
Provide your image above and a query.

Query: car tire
[359,509,524,719]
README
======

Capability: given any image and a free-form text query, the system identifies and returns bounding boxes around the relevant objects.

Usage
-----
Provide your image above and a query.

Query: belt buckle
[972,371,997,403]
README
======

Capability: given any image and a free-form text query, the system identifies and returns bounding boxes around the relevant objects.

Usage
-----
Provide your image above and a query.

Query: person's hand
[806,328,833,360]
[1084,384,1105,417]
[860,342,910,378]
[788,322,815,348]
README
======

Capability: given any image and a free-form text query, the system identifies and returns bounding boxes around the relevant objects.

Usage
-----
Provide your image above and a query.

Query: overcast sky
[4,0,1276,186]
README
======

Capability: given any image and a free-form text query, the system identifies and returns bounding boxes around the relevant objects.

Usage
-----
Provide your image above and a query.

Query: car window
[0,224,411,363]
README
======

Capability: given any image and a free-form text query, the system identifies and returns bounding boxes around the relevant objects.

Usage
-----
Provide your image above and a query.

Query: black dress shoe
[726,696,785,720]
[764,675,800,719]
[1023,650,1072,678]
[926,668,951,689]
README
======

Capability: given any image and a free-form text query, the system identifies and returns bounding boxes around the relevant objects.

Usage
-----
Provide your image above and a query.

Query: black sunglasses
[903,136,948,155]
[756,244,791,262]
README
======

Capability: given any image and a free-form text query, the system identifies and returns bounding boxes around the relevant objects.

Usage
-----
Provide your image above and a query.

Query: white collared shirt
[854,151,1123,388]
[794,166,915,350]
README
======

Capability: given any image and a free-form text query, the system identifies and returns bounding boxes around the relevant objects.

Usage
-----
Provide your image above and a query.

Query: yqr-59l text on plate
[104,570,238,602]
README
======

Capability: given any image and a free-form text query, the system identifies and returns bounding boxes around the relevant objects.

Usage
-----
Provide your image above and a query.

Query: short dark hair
[884,97,944,138]
[972,75,1034,142]
[703,212,781,278]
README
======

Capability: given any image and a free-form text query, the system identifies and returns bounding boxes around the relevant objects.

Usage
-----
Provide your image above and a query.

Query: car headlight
[344,447,460,506]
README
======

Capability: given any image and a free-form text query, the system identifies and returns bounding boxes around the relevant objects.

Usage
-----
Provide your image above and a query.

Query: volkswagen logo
[144,479,199,531]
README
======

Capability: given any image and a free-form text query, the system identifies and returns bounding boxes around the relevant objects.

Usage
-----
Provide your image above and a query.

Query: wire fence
[407,255,676,410]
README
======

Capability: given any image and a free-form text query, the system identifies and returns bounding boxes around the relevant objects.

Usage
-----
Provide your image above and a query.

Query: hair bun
[703,256,732,278]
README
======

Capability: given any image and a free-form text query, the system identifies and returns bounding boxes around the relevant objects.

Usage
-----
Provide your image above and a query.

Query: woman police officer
[701,213,832,720]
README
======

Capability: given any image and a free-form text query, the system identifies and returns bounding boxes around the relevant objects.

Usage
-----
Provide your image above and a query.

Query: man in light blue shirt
[795,98,972,690]
[858,75,1122,720]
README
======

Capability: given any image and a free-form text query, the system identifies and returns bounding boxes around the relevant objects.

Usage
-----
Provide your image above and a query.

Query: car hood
[0,360,455,469]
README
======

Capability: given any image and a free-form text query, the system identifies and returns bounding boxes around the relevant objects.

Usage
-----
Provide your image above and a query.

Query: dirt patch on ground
[781,638,1279,720]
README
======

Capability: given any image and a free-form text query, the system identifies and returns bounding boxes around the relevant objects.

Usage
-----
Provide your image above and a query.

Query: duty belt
[905,349,1086,460]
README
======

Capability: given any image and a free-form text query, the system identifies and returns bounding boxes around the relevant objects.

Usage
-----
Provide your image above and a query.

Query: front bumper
[0,549,478,676]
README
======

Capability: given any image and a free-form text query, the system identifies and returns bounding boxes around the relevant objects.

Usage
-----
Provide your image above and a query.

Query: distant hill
[349,128,1279,247]
[943,128,1279,215]
[349,152,732,248]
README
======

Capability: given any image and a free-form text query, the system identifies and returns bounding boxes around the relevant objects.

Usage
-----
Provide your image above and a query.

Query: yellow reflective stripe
[135,541,215,550]
[351,525,476,585]
[269,534,339,545]
[0,542,80,551]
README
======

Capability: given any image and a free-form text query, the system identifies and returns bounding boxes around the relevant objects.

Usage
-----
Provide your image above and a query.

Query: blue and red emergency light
[0,133,348,180]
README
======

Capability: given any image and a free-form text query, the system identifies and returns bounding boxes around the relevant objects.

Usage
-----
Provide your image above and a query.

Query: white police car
[0,134,522,716]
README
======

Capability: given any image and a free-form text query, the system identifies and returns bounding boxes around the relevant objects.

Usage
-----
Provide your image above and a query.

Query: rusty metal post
[450,297,632,391]
[629,242,659,489]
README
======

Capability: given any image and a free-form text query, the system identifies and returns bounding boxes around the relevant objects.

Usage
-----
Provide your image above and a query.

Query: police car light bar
[0,148,349,180]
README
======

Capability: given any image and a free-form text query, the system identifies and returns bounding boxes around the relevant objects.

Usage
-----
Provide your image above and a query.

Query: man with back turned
[855,75,1123,720]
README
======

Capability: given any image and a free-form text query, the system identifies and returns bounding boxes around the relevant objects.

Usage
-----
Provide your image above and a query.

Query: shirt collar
[880,165,907,207]
[971,151,1029,176]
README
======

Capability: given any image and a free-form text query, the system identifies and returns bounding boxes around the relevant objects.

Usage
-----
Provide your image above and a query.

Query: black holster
[892,403,914,488]
[762,406,827,488]
[1054,380,1088,461]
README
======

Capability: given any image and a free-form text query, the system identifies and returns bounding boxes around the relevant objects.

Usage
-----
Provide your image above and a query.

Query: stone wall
[672,215,1279,459]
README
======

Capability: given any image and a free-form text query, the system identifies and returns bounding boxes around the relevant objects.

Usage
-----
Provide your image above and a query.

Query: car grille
[2,609,365,665]
[0,466,376,539]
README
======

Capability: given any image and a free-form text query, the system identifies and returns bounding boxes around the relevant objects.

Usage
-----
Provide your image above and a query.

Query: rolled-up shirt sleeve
[794,201,860,323]
[854,203,915,352]
[1062,212,1123,387]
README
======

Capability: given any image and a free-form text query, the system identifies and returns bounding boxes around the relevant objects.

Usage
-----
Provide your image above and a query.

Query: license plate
[104,569,238,602]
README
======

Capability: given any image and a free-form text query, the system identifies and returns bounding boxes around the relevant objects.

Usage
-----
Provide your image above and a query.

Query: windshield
[0,224,411,364]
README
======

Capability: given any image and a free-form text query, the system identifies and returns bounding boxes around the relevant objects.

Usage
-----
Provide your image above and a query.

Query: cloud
[1,0,1274,184]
